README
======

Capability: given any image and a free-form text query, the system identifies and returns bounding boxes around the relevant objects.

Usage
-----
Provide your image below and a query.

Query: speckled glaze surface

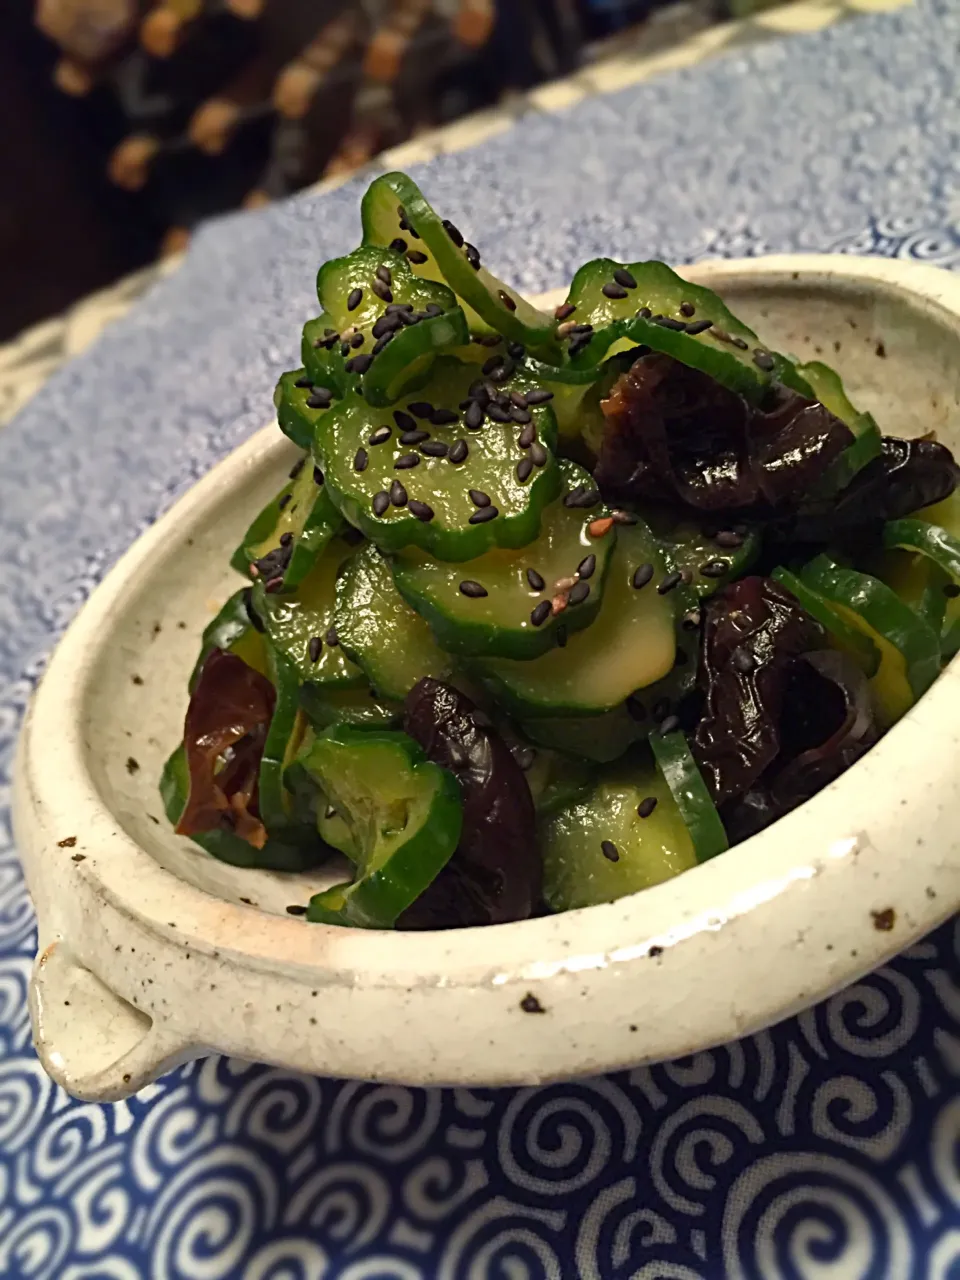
[6,2,960,1274]
[13,253,960,1101]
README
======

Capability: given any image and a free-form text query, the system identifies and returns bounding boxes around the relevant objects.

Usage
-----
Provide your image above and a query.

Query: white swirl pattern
[3,2,960,1275]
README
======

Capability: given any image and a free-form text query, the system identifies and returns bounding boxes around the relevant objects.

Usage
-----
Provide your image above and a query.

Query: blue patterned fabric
[3,2,960,1275]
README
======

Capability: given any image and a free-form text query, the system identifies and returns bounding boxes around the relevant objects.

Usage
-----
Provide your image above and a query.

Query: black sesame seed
[637,797,658,819]
[602,282,628,299]
[658,570,682,594]
[408,500,434,522]
[516,457,534,482]
[376,264,392,285]
[511,407,532,426]
[714,530,744,549]
[351,331,365,348]
[347,288,363,311]
[530,442,548,467]
[486,403,511,424]
[294,375,313,389]
[354,448,368,472]
[525,388,554,405]
[566,487,601,509]
[460,580,488,598]
[279,532,293,549]
[371,334,394,356]
[753,349,776,371]
[289,457,306,480]
[372,279,393,304]
[442,218,464,248]
[482,355,502,376]
[373,491,390,516]
[945,583,960,599]
[372,315,399,339]
[568,581,590,606]
[400,429,430,445]
[306,389,332,409]
[699,560,729,578]
[421,440,449,458]
[679,301,696,317]
[465,401,485,429]
[387,302,415,314]
[278,493,292,510]
[530,600,552,627]
[659,715,681,735]
[577,553,597,580]
[469,489,491,507]
[351,354,374,375]
[518,422,536,449]
[507,342,525,360]
[510,391,528,408]
[731,336,749,351]
[308,635,322,663]
[527,568,545,591]
[499,289,517,312]
[431,408,459,426]
[601,840,619,863]
[407,401,433,419]
[390,480,407,506]
[685,318,713,335]
[313,466,324,486]
[733,648,755,674]
[569,323,595,335]
[637,306,652,318]
[369,425,392,446]
[614,267,638,289]
[555,302,576,321]
[407,250,428,264]
[655,316,686,331]
[564,486,586,508]
[464,243,481,270]
[325,627,339,647]
[389,237,407,253]
[449,440,468,464]
[469,506,498,524]
[395,454,420,469]
[391,411,415,435]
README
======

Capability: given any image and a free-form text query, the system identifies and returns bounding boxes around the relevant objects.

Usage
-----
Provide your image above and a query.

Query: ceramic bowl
[14,254,960,1101]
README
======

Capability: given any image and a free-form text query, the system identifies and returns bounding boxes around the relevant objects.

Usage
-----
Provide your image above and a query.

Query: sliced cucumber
[521,705,646,764]
[476,517,677,716]
[772,566,881,677]
[258,646,312,837]
[252,536,366,688]
[314,244,469,406]
[540,750,697,912]
[275,368,337,451]
[314,356,562,562]
[301,315,343,394]
[560,259,803,401]
[646,511,759,598]
[300,682,403,731]
[897,492,960,658]
[361,172,555,350]
[392,461,614,659]
[335,542,452,699]
[188,588,268,692]
[798,360,882,492]
[799,553,940,726]
[649,731,728,863]
[299,726,463,929]
[231,452,342,588]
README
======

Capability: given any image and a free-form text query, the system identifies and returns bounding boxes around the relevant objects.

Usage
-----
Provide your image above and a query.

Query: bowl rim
[15,253,960,1097]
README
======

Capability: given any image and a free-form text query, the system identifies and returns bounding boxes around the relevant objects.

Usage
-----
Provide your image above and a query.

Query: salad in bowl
[162,172,960,932]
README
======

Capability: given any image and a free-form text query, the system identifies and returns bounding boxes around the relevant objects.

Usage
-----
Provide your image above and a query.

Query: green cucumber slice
[314,356,562,562]
[275,369,336,451]
[391,461,615,659]
[314,244,469,406]
[231,453,342,588]
[520,706,644,765]
[799,552,941,725]
[258,646,312,836]
[301,315,343,394]
[188,589,268,692]
[540,750,698,912]
[361,172,555,349]
[649,731,728,863]
[335,542,452,699]
[883,518,960,584]
[161,745,324,872]
[299,683,403,731]
[561,259,803,401]
[252,535,366,689]
[646,511,760,598]
[797,360,882,491]
[476,517,677,716]
[771,566,881,677]
[299,726,463,929]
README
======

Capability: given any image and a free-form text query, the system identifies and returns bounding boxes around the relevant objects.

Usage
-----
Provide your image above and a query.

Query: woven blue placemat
[2,2,960,1275]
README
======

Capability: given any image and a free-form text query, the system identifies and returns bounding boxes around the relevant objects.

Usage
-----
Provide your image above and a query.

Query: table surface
[2,1,959,1276]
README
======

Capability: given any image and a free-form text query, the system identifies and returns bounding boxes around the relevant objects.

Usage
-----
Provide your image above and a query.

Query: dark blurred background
[1,0,768,343]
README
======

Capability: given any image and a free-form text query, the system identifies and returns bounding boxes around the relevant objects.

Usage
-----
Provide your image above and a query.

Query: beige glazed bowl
[14,254,960,1101]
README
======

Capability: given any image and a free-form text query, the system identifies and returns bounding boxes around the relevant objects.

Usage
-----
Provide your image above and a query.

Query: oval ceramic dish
[14,255,960,1102]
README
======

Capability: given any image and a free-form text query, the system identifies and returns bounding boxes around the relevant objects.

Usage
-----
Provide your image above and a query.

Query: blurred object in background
[0,0,767,342]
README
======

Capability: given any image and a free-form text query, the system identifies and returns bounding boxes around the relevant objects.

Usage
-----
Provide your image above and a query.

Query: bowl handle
[29,940,196,1101]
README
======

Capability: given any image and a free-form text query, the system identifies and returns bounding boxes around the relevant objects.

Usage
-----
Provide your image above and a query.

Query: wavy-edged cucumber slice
[476,516,677,716]
[299,726,463,929]
[231,453,343,588]
[391,461,614,659]
[252,535,366,689]
[540,749,698,911]
[560,258,804,401]
[645,511,760,598]
[258,646,312,836]
[799,552,940,725]
[314,244,469,406]
[301,314,343,395]
[361,173,555,350]
[797,360,882,492]
[188,588,268,692]
[314,356,561,562]
[649,731,728,863]
[299,682,403,732]
[161,745,326,872]
[772,566,881,677]
[335,542,452,699]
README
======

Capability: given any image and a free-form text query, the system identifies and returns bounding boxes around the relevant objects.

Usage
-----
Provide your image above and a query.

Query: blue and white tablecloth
[2,2,960,1275]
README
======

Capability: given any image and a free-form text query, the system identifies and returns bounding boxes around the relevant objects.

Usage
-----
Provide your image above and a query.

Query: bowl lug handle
[29,940,195,1100]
